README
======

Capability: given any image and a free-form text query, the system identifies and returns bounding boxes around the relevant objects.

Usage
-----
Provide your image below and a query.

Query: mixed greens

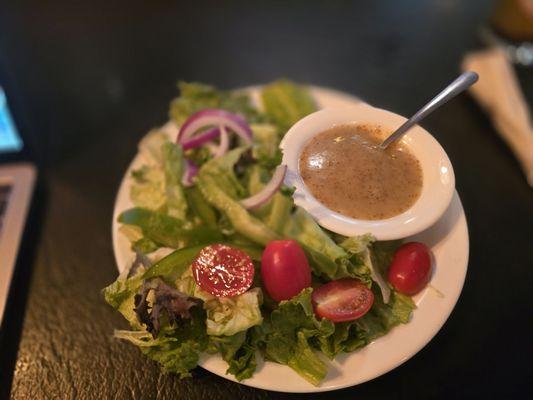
[104,80,415,385]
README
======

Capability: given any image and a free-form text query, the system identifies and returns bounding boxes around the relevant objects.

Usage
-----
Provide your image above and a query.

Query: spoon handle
[380,71,479,149]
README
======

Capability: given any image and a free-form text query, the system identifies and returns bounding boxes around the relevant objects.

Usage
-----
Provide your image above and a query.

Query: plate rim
[111,85,469,393]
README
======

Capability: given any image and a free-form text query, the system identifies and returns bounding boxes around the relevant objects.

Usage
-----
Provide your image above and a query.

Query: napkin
[462,47,533,187]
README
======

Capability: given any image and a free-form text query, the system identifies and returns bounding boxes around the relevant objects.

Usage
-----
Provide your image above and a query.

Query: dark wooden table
[1,1,531,399]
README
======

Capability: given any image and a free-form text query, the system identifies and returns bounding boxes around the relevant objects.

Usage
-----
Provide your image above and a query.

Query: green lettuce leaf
[315,321,366,359]
[161,142,187,220]
[261,79,317,133]
[138,129,170,164]
[251,123,282,168]
[140,306,208,378]
[317,286,415,359]
[175,267,263,336]
[170,82,260,126]
[211,326,264,381]
[197,149,280,246]
[284,208,347,262]
[132,237,159,254]
[202,288,263,336]
[103,270,143,310]
[114,329,176,347]
[142,244,207,281]
[198,147,248,199]
[264,288,334,386]
[243,165,275,219]
[184,186,218,228]
[341,234,392,303]
[103,246,203,325]
[118,207,222,249]
[131,132,188,218]
[370,240,403,278]
[356,287,414,337]
[283,208,369,281]
[130,165,166,211]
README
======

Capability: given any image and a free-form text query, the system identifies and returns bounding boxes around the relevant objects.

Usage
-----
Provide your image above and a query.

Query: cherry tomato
[261,240,312,302]
[192,244,254,297]
[388,242,432,295]
[311,278,374,322]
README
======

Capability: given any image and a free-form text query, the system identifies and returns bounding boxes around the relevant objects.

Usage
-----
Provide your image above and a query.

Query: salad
[104,80,433,386]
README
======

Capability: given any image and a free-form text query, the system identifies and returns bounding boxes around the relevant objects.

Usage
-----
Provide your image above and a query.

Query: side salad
[104,80,432,386]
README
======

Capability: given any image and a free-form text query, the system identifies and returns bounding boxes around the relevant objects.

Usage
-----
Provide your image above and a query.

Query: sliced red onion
[240,165,287,209]
[177,109,253,149]
[182,159,199,187]
[213,125,230,158]
[181,127,220,150]
[205,141,218,156]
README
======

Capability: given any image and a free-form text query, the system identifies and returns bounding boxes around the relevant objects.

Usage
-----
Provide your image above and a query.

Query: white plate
[112,86,469,393]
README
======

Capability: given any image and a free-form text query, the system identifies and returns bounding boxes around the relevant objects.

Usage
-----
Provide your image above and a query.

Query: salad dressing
[299,124,423,220]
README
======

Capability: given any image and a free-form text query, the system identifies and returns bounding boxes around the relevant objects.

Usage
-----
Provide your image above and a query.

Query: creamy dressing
[299,124,423,220]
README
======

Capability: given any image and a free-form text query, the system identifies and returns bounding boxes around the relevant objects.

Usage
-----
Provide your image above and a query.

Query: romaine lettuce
[341,234,393,303]
[211,325,265,381]
[118,208,222,249]
[170,82,260,126]
[261,79,317,132]
[197,149,280,246]
[251,123,282,168]
[161,142,187,220]
[264,288,334,386]
[130,165,166,211]
[317,286,415,359]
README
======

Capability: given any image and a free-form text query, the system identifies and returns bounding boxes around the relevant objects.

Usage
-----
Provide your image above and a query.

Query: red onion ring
[182,159,199,187]
[240,165,287,209]
[181,127,220,150]
[213,125,230,158]
[177,109,253,150]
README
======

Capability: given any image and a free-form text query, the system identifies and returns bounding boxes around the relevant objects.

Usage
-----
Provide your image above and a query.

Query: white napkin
[462,47,533,187]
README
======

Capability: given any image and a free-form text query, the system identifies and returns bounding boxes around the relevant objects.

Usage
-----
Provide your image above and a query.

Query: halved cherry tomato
[388,242,432,295]
[261,240,311,302]
[312,278,374,322]
[192,244,254,297]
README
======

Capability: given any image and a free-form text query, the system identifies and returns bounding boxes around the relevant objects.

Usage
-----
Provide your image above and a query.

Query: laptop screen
[0,88,23,154]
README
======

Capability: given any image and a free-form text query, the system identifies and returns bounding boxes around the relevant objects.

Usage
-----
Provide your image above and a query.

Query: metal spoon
[380,71,479,149]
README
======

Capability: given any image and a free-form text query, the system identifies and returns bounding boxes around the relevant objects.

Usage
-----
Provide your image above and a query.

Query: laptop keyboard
[0,184,12,234]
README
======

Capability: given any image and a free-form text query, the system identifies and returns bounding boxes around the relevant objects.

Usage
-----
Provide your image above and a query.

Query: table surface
[1,1,532,399]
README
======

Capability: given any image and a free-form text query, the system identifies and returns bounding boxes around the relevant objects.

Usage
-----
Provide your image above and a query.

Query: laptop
[0,86,36,323]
